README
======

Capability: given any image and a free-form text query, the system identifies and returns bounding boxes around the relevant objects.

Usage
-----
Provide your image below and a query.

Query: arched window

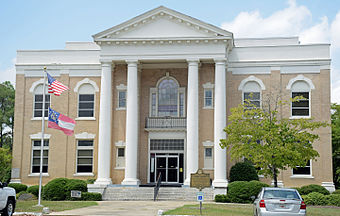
[286,75,314,118]
[239,76,265,109]
[33,84,50,118]
[150,75,185,117]
[78,84,95,117]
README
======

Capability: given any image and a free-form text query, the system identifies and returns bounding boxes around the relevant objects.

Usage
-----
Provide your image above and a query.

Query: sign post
[190,169,211,215]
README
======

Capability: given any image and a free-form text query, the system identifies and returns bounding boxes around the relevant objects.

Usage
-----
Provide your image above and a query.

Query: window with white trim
[293,160,311,175]
[31,140,49,173]
[78,84,95,117]
[149,75,185,117]
[76,140,94,173]
[243,81,261,109]
[291,81,310,117]
[202,82,214,109]
[116,147,125,168]
[33,84,50,118]
[118,91,126,108]
[203,141,214,169]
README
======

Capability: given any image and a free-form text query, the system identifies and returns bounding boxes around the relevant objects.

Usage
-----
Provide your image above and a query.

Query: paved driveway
[49,201,197,216]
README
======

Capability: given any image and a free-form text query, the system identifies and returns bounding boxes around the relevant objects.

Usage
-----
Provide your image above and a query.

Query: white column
[122,60,141,185]
[184,58,199,186]
[95,61,113,185]
[213,58,228,188]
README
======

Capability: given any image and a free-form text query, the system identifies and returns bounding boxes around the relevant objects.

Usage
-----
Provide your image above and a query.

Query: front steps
[102,186,214,201]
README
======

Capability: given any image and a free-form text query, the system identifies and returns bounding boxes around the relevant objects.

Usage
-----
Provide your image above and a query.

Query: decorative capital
[214,57,227,64]
[126,60,139,66]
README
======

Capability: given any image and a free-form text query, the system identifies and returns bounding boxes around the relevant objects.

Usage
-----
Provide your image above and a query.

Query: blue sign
[197,192,204,202]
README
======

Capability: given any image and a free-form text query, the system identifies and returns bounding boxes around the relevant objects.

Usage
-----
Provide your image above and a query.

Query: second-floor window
[33,84,50,118]
[78,84,95,117]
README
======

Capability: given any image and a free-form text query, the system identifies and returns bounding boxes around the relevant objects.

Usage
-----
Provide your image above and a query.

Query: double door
[156,155,179,183]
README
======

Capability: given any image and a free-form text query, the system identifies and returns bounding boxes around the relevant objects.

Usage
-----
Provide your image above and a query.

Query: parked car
[253,187,306,216]
[0,182,16,216]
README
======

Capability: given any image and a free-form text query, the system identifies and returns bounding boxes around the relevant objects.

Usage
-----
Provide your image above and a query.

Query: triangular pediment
[93,6,233,40]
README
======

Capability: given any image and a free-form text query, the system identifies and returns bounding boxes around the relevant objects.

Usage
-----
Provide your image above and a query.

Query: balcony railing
[145,117,186,129]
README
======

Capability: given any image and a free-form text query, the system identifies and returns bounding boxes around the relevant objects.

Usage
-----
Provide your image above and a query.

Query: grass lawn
[15,200,98,213]
[164,203,340,216]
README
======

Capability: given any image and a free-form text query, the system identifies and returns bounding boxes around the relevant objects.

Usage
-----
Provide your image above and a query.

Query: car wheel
[3,199,14,216]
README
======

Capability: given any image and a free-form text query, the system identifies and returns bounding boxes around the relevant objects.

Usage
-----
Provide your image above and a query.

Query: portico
[92,6,232,190]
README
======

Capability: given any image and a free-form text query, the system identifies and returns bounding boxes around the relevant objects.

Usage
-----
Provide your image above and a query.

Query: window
[203,141,214,169]
[205,148,212,158]
[204,89,213,108]
[293,160,311,175]
[150,75,185,117]
[291,81,310,117]
[150,139,184,151]
[76,140,94,173]
[116,147,125,168]
[31,140,49,173]
[243,81,261,109]
[118,91,126,108]
[78,84,95,117]
[33,85,50,118]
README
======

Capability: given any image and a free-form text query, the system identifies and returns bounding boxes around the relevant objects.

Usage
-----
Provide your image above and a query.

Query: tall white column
[213,58,228,189]
[122,60,141,185]
[184,58,199,186]
[95,61,113,185]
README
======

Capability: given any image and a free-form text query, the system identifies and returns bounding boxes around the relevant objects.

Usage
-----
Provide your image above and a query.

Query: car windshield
[263,190,300,199]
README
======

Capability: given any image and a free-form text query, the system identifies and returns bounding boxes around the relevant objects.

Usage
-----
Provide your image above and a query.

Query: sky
[1,0,340,103]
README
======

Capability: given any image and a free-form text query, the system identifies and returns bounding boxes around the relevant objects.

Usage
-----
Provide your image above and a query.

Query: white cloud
[0,58,16,86]
[221,0,340,103]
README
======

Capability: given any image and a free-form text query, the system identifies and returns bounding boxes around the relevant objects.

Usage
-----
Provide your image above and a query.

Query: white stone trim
[28,173,49,177]
[116,84,127,91]
[74,78,99,92]
[73,173,95,177]
[29,79,47,93]
[322,182,336,193]
[115,140,126,147]
[230,67,271,75]
[290,175,314,179]
[281,66,320,74]
[271,180,284,187]
[75,132,96,139]
[75,117,96,121]
[202,82,214,89]
[286,75,315,90]
[30,132,51,139]
[238,76,266,91]
[203,140,214,147]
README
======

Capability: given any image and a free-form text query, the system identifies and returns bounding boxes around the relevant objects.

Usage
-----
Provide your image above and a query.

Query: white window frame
[238,76,265,109]
[30,139,49,175]
[115,141,126,169]
[32,83,51,120]
[286,75,315,119]
[74,78,99,120]
[291,160,314,179]
[116,84,127,110]
[75,140,94,175]
[203,141,214,170]
[203,82,214,109]
[149,74,186,117]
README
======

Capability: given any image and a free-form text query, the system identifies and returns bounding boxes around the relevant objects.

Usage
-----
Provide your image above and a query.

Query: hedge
[215,181,269,203]
[302,192,340,206]
[43,178,69,201]
[8,183,27,193]
[27,185,40,197]
[81,192,102,201]
[65,179,88,200]
[299,184,330,195]
[229,161,259,182]
[332,190,340,195]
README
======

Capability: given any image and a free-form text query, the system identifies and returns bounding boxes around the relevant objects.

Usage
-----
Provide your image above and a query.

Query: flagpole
[37,66,47,206]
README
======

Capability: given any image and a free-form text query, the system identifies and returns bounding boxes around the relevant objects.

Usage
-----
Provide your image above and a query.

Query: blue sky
[1,0,340,103]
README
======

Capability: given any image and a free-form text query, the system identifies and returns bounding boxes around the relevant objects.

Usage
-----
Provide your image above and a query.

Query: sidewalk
[48,201,196,216]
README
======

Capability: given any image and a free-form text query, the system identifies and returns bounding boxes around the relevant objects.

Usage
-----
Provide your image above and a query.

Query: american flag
[47,72,69,96]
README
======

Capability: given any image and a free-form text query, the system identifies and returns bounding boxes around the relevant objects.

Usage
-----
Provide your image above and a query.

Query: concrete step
[102,186,214,201]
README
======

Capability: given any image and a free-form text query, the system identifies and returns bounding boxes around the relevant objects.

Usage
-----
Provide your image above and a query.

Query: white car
[253,187,306,216]
[0,182,16,216]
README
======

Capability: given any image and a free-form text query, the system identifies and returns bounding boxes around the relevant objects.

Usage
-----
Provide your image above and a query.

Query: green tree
[0,81,15,149]
[220,95,328,187]
[0,147,12,183]
[331,103,340,188]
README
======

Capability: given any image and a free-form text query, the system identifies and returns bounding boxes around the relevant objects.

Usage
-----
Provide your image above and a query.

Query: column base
[94,177,112,186]
[322,182,336,193]
[184,178,191,186]
[87,184,107,194]
[214,188,227,196]
[212,179,228,188]
[121,178,141,186]
[271,180,284,188]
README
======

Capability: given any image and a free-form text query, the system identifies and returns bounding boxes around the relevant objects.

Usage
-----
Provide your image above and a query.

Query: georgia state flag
[48,108,75,136]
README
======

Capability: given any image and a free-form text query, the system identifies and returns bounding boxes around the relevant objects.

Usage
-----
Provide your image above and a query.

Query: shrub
[215,194,227,202]
[302,192,328,205]
[229,162,259,182]
[299,184,330,195]
[65,179,87,200]
[332,189,340,195]
[27,185,41,197]
[8,183,27,193]
[227,180,269,203]
[325,194,340,207]
[81,192,102,201]
[86,178,96,184]
[43,178,69,201]
[17,192,36,201]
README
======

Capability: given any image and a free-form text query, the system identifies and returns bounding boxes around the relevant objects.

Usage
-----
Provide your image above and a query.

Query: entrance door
[155,155,179,183]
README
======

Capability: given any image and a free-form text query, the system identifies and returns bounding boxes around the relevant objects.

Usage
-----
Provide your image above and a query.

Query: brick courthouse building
[11,6,335,194]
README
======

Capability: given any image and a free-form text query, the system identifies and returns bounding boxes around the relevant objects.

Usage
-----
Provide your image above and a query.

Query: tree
[0,147,12,183]
[0,81,15,149]
[220,95,328,187]
[331,103,340,188]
